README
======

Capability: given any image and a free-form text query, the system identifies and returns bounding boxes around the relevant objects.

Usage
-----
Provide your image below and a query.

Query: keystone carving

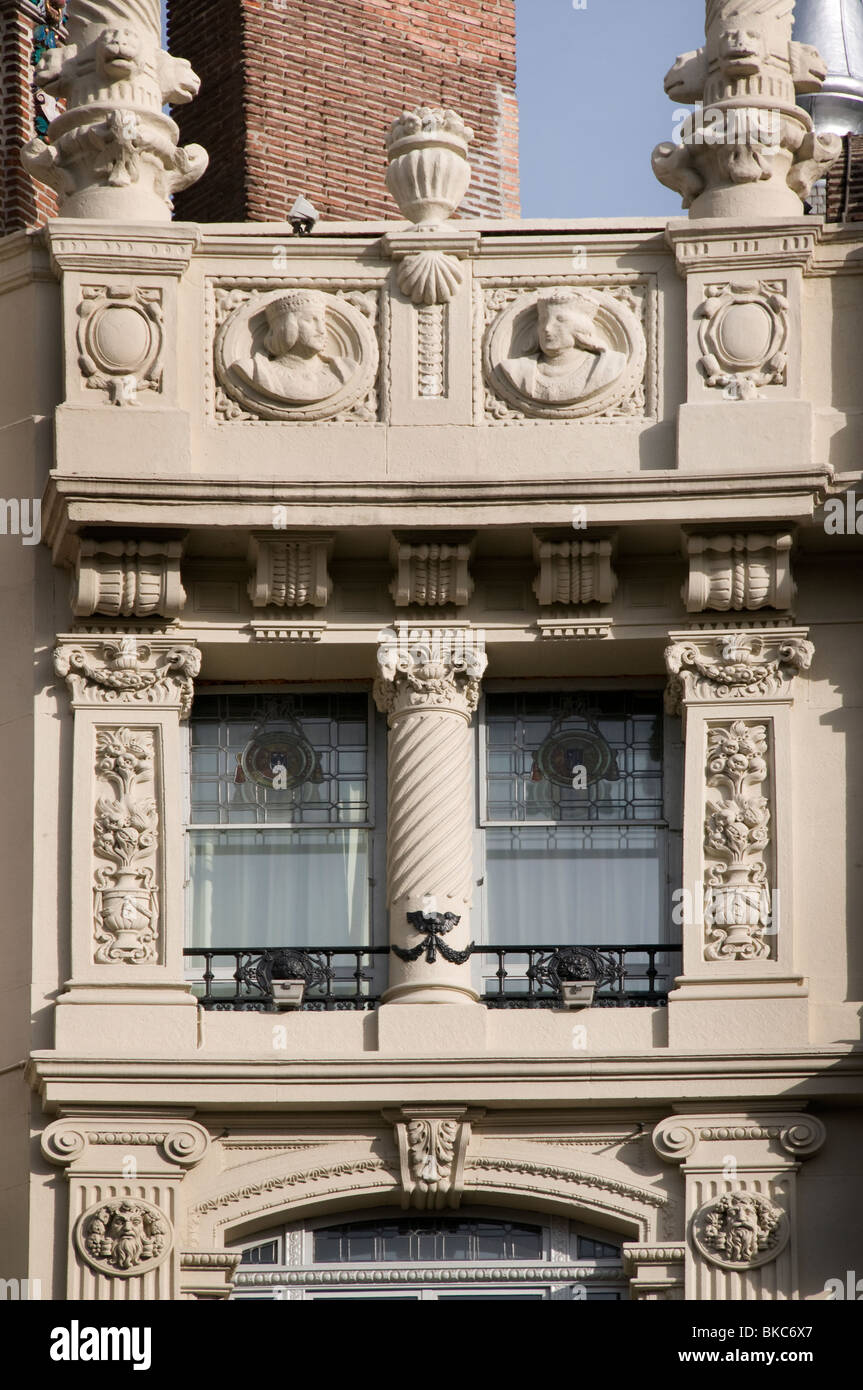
[247,533,333,609]
[385,107,473,225]
[533,536,618,606]
[77,285,163,406]
[21,0,208,221]
[390,538,474,607]
[691,1191,788,1270]
[72,538,186,619]
[703,720,773,961]
[54,637,201,716]
[664,630,813,713]
[683,533,795,612]
[696,282,789,400]
[652,0,841,217]
[484,287,646,419]
[75,1196,172,1277]
[389,1108,474,1209]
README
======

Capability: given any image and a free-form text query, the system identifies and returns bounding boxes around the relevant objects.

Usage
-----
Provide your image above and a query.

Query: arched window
[230,1208,628,1301]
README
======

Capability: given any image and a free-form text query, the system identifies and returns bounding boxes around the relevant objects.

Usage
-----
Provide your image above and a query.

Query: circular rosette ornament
[215,287,378,421]
[484,286,645,418]
[75,1196,173,1278]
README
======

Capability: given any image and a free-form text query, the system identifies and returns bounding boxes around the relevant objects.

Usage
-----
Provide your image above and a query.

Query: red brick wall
[1,2,60,235]
[170,0,519,224]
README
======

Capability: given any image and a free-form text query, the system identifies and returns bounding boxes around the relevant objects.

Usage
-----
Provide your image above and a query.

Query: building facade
[0,0,862,1301]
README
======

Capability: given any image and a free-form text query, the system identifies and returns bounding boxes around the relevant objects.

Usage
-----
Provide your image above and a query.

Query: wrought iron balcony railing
[184,943,681,1012]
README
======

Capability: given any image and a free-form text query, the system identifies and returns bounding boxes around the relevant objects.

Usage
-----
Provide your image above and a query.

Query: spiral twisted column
[374,643,486,1005]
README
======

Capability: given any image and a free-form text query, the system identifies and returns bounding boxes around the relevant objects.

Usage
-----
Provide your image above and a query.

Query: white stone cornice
[45,220,202,278]
[54,634,200,715]
[664,627,813,713]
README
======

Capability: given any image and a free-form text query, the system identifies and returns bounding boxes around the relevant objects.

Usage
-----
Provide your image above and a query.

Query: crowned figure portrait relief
[501,290,628,405]
[233,290,355,405]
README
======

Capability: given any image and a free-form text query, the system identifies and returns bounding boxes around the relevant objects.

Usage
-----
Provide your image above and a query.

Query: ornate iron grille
[184,943,679,1010]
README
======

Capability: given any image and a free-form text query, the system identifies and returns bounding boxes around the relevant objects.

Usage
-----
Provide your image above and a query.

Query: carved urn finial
[385,106,474,226]
[652,0,842,217]
[22,0,208,221]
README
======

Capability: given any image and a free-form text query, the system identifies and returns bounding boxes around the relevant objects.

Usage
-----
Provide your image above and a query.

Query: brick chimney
[169,0,519,224]
[1,1,62,234]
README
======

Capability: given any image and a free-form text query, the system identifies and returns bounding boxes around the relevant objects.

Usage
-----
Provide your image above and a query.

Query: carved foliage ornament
[697,282,789,399]
[703,720,773,962]
[75,1196,172,1278]
[93,726,159,964]
[390,1108,473,1210]
[373,645,487,720]
[484,286,646,419]
[214,287,379,422]
[691,1191,788,1270]
[54,637,201,716]
[77,284,163,406]
[664,632,813,712]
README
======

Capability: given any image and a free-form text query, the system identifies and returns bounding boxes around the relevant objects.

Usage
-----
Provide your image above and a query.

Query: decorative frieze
[684,533,795,612]
[389,1107,474,1209]
[389,537,474,607]
[93,726,159,964]
[532,536,617,607]
[72,537,186,619]
[22,0,208,221]
[247,533,333,609]
[54,636,201,716]
[652,0,840,218]
[665,629,813,714]
[703,720,773,962]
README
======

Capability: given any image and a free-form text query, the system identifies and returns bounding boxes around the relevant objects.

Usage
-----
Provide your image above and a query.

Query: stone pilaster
[53,634,200,1048]
[42,1115,214,1300]
[653,1112,826,1300]
[664,627,813,1049]
[374,635,486,1004]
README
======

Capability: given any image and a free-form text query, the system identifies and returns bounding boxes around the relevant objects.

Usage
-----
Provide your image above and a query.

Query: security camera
[289,195,319,236]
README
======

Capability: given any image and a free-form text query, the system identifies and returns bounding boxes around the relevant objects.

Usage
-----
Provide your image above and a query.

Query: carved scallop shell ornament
[396,250,464,305]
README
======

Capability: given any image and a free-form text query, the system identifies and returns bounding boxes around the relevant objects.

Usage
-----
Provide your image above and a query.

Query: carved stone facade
[72,537,187,619]
[247,533,333,609]
[390,537,474,607]
[683,533,795,612]
[533,536,618,607]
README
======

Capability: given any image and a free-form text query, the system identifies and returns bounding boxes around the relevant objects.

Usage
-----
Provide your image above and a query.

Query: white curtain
[188,828,370,948]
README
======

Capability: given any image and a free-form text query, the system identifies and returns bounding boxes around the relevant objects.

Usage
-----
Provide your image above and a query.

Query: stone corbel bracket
[384,1107,481,1210]
[390,534,475,607]
[532,533,618,607]
[683,532,795,613]
[71,535,187,619]
[664,627,813,717]
[247,532,334,609]
[54,634,201,716]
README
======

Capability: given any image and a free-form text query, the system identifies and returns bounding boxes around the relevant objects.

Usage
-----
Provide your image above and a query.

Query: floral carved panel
[92,726,161,965]
[703,720,773,962]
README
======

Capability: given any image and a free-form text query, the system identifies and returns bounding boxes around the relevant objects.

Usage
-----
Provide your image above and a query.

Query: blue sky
[515,0,705,217]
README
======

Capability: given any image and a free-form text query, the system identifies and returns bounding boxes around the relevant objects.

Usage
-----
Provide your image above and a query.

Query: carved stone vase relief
[484,287,646,418]
[214,287,379,421]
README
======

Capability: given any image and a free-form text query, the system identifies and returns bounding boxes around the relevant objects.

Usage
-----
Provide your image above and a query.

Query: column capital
[374,641,487,722]
[664,626,812,714]
[54,634,200,716]
[653,1112,826,1167]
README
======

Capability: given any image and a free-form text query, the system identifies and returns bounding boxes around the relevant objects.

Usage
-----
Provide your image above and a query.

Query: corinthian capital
[664,628,813,713]
[374,634,487,721]
[54,635,201,716]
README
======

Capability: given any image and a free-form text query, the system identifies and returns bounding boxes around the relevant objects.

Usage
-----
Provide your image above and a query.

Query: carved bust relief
[484,287,646,419]
[215,287,379,421]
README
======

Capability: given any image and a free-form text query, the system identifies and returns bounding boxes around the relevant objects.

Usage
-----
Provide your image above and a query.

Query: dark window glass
[313,1217,543,1264]
[240,1240,278,1265]
[577,1236,622,1259]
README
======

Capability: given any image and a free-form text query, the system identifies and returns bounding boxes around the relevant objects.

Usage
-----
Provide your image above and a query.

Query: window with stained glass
[186,691,379,949]
[480,690,673,946]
